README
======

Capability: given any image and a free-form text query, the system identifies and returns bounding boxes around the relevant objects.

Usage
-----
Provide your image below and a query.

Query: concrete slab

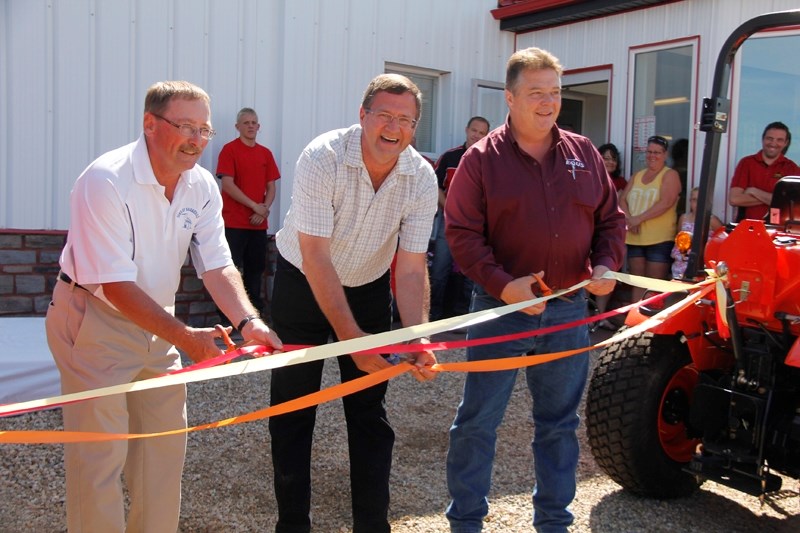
[0,317,60,405]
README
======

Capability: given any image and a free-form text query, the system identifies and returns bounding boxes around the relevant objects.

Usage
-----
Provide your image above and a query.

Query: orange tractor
[585,10,800,498]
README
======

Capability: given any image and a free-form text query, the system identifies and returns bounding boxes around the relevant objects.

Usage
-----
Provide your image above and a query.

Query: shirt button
[554,233,559,238]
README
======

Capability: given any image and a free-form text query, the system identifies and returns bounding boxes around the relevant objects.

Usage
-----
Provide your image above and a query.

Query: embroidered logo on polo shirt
[177,207,200,230]
[565,158,585,180]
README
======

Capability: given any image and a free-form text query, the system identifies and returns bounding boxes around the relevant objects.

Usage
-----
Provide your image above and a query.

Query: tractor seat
[768,176,800,232]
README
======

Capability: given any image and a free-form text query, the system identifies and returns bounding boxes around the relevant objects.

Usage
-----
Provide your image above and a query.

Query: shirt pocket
[568,171,601,211]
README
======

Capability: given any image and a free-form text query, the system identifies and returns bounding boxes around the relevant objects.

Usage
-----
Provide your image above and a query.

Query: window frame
[385,63,445,156]
[470,78,506,135]
[626,37,699,180]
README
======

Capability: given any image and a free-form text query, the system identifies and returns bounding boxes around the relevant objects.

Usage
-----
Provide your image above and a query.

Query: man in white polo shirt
[45,80,283,533]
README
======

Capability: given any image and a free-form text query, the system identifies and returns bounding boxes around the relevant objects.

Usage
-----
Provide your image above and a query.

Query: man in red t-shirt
[216,107,280,315]
[729,121,800,221]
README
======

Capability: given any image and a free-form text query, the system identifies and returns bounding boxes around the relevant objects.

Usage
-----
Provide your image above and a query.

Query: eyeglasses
[645,150,665,156]
[647,135,668,150]
[365,109,418,129]
[151,113,216,140]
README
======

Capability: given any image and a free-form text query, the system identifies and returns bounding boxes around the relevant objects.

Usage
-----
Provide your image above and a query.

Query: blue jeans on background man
[445,285,589,533]
[429,208,452,321]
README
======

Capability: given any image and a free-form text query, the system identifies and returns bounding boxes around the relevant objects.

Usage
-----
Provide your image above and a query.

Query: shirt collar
[131,133,199,187]
[505,116,560,152]
[756,150,787,166]
[131,134,158,185]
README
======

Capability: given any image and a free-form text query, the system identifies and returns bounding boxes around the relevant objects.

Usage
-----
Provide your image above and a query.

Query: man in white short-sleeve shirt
[45,80,283,533]
[269,73,437,533]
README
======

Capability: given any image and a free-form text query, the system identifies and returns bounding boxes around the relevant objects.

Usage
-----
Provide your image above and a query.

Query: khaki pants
[46,280,187,533]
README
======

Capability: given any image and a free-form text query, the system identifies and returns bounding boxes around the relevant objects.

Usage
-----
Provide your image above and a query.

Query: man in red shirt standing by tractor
[729,121,800,221]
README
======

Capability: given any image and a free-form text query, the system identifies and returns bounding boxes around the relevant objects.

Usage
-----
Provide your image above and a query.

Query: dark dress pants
[225,227,268,313]
[269,254,394,533]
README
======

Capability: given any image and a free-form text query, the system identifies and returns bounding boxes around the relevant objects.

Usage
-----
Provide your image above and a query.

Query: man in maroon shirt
[444,47,625,533]
[729,121,800,221]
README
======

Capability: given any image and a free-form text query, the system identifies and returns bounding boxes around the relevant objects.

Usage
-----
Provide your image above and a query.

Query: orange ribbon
[0,363,411,444]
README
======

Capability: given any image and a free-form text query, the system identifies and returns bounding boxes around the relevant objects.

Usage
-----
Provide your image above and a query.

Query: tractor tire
[585,329,703,498]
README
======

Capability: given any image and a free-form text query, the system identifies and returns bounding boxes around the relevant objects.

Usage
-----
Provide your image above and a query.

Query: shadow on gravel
[5,336,800,532]
[589,486,800,533]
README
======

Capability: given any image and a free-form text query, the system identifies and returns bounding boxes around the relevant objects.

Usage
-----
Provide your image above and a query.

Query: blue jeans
[445,286,590,533]
[429,208,453,321]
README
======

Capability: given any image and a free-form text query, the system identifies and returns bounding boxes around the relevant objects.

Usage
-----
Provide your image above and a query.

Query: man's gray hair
[144,80,210,115]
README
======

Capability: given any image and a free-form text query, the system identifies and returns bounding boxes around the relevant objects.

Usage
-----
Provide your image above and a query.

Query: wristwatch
[237,314,262,331]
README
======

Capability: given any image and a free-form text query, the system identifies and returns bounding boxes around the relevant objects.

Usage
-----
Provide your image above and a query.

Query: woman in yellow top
[619,135,682,302]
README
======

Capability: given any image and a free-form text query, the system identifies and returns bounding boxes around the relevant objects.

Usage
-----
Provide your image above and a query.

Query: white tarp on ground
[0,317,60,405]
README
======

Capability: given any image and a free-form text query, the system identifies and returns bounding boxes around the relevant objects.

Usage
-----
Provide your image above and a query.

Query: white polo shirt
[276,125,438,287]
[60,134,232,311]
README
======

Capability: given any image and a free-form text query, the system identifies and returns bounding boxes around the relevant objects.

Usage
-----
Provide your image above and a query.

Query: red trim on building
[564,63,613,76]
[492,1,581,20]
[628,35,699,52]
[491,0,681,33]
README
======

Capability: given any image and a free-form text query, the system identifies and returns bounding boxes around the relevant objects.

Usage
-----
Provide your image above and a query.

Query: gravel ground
[2,331,799,532]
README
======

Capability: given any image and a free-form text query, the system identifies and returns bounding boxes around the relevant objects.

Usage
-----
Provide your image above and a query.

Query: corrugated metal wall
[0,0,514,231]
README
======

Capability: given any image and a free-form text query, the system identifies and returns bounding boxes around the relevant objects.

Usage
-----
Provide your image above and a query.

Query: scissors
[531,273,572,303]
[216,324,238,353]
[215,324,262,360]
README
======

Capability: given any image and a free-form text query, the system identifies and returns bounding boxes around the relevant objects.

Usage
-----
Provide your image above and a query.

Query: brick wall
[0,231,64,315]
[0,230,276,327]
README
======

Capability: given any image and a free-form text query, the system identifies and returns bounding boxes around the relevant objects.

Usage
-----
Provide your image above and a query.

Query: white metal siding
[275,0,514,221]
[1,0,513,230]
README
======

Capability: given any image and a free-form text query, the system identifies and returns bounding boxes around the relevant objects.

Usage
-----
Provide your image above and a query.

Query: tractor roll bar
[685,9,800,278]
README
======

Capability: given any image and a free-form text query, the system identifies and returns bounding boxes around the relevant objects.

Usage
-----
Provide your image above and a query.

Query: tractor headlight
[675,230,692,254]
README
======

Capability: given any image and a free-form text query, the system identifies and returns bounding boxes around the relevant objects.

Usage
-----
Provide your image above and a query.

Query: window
[628,40,697,214]
[385,65,440,153]
[733,32,800,166]
[472,79,506,133]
